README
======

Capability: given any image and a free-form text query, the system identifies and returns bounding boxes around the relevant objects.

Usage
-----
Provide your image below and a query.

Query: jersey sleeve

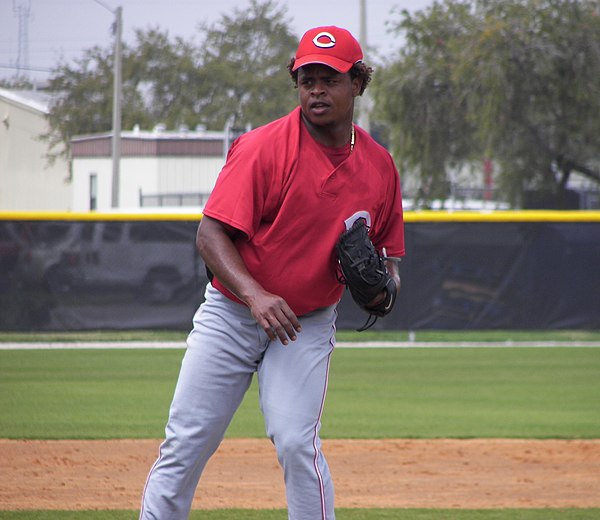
[203,110,301,239]
[372,153,405,258]
[202,134,272,239]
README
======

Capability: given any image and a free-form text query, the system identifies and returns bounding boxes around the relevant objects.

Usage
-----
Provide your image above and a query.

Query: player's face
[297,64,361,128]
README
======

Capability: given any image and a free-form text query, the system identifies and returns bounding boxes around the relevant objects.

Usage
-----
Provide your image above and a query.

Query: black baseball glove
[335,219,397,331]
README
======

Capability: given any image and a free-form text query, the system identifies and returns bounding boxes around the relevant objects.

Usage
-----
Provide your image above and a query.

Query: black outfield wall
[1,211,598,331]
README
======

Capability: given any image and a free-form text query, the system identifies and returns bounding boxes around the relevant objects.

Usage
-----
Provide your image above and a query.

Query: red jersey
[203,107,405,316]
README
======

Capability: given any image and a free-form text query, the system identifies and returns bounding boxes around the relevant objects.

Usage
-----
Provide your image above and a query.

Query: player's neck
[301,113,354,150]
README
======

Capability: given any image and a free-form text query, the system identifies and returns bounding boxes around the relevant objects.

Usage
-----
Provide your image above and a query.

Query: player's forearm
[196,216,266,306]
[196,215,301,344]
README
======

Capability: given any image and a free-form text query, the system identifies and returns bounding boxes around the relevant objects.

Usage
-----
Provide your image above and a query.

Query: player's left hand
[365,263,400,309]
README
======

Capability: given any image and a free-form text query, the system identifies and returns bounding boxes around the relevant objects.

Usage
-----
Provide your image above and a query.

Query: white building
[0,88,71,210]
[71,127,227,212]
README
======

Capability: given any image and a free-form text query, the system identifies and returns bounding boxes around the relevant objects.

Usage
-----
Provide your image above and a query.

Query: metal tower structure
[12,0,32,76]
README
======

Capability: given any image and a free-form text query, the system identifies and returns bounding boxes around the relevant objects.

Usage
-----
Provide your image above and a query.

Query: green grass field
[2,328,600,343]
[1,332,599,518]
[1,346,598,439]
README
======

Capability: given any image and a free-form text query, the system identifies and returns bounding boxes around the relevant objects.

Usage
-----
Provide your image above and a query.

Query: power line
[0,63,52,73]
[90,0,117,13]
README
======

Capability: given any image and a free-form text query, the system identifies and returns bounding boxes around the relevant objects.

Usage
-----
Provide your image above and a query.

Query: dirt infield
[1,438,599,510]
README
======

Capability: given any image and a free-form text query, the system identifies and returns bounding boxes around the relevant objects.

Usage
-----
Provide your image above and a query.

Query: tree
[374,1,476,202]
[42,30,199,162]
[42,0,297,161]
[128,29,203,129]
[194,0,298,130]
[0,77,34,89]
[374,0,600,207]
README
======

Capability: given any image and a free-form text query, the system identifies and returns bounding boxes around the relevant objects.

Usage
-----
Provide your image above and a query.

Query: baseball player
[140,25,405,519]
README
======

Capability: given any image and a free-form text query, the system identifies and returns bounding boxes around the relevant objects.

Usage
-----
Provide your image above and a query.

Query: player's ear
[351,75,363,97]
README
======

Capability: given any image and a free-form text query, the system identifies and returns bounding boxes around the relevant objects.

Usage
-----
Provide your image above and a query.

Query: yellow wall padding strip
[1,210,600,222]
[0,211,203,222]
[403,210,600,222]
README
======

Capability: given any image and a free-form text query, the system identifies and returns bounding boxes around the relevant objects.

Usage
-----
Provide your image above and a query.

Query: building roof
[71,127,227,158]
[0,88,55,114]
[72,126,226,142]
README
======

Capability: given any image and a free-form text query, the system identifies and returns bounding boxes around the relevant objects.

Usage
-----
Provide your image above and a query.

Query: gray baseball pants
[140,284,337,519]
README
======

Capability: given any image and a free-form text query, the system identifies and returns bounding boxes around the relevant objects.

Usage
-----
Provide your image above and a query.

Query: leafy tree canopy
[374,0,600,207]
[194,0,298,130]
[42,0,298,160]
[0,77,34,89]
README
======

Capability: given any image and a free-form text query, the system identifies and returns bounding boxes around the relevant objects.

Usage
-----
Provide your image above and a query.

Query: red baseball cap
[292,26,363,73]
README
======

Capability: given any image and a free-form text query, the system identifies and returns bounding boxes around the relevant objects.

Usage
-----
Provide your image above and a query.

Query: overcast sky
[1,0,434,83]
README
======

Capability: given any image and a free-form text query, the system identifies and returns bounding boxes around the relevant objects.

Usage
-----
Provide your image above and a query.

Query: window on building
[89,173,98,210]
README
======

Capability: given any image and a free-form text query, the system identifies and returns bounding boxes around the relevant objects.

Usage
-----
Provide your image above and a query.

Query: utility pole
[357,0,372,133]
[94,0,123,208]
[111,6,122,208]
[93,0,123,209]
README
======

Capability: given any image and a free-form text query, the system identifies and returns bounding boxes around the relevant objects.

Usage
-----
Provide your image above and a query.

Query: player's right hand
[247,290,302,345]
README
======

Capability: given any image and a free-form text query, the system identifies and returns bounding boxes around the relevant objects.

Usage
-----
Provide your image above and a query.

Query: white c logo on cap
[313,31,336,48]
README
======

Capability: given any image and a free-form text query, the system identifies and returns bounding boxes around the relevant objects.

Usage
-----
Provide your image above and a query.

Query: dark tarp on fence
[0,218,598,331]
